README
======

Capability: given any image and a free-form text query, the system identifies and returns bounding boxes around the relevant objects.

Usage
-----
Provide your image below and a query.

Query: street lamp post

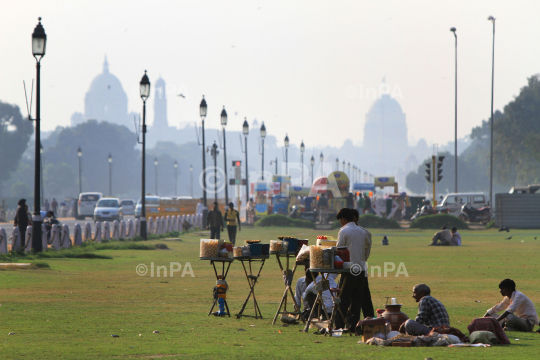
[284,134,289,175]
[260,122,266,180]
[242,119,249,203]
[210,141,219,204]
[270,157,278,175]
[139,70,150,240]
[108,153,113,196]
[200,97,208,217]
[320,152,324,177]
[154,158,158,195]
[220,107,229,204]
[40,144,44,205]
[31,17,46,252]
[451,27,458,193]
[335,157,339,172]
[174,160,178,195]
[190,164,193,197]
[342,160,345,172]
[310,155,315,185]
[348,162,351,178]
[488,16,496,207]
[300,141,305,186]
[77,147,82,194]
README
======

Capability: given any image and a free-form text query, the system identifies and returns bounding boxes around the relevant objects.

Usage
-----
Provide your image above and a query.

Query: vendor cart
[234,255,269,319]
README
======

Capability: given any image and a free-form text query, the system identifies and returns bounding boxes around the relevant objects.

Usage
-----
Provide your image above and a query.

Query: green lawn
[1,226,540,359]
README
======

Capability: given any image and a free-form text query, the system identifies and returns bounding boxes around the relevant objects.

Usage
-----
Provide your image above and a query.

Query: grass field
[1,226,540,359]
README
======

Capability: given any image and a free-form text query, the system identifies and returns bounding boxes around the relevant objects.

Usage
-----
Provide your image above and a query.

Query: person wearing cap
[225,202,241,245]
[13,199,29,249]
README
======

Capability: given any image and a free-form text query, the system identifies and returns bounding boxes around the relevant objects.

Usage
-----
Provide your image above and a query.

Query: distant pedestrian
[357,193,365,214]
[51,198,58,214]
[14,199,29,249]
[225,202,241,245]
[196,198,204,216]
[347,192,355,208]
[206,202,223,240]
[363,194,372,214]
[43,199,50,212]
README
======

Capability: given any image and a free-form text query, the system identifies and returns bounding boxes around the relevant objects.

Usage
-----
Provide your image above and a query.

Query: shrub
[255,214,315,229]
[485,220,496,229]
[410,214,469,229]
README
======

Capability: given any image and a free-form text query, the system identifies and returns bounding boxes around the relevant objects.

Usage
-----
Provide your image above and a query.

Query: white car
[94,198,123,222]
[436,193,488,216]
[120,199,136,216]
[77,192,102,220]
[135,196,160,218]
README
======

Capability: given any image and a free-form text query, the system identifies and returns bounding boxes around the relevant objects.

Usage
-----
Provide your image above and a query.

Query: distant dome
[87,57,126,99]
[365,94,405,126]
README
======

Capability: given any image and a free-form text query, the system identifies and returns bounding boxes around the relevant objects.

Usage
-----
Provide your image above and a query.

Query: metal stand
[235,255,268,319]
[200,257,233,317]
[271,253,306,325]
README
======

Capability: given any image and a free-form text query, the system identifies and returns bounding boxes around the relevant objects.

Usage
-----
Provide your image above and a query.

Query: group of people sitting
[430,226,461,246]
[402,280,538,336]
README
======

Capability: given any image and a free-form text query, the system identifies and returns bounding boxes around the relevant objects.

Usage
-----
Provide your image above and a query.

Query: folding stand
[234,255,269,319]
[199,257,234,317]
[271,252,306,325]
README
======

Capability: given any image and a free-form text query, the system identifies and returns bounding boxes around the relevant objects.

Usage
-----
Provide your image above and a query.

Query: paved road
[0,215,136,245]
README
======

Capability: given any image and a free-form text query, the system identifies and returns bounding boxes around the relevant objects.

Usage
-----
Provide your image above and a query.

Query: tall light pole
[190,164,193,197]
[199,96,208,220]
[310,155,315,185]
[300,141,305,186]
[139,70,150,240]
[210,141,219,204]
[220,107,229,204]
[77,147,82,194]
[342,160,346,172]
[320,152,324,177]
[174,160,178,195]
[31,17,46,252]
[348,162,351,178]
[108,153,113,196]
[451,27,458,193]
[488,16,496,207]
[270,157,278,175]
[260,122,266,180]
[335,157,339,172]
[242,118,249,202]
[40,144,44,205]
[154,158,158,195]
[284,134,290,175]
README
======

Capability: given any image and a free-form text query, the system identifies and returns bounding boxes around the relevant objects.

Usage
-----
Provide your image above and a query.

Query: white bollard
[126,219,134,239]
[50,224,61,250]
[73,223,83,246]
[155,217,161,235]
[10,227,21,251]
[94,221,102,243]
[112,220,120,240]
[24,226,33,252]
[84,223,92,242]
[103,221,110,240]
[60,224,71,248]
[41,224,48,251]
[178,215,183,232]
[134,218,140,236]
[0,228,7,254]
[159,217,165,235]
[120,220,127,240]
[148,217,154,234]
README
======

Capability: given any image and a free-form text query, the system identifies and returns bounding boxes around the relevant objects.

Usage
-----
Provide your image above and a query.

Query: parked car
[77,192,102,220]
[94,198,123,222]
[436,193,488,216]
[120,199,136,215]
[135,196,160,218]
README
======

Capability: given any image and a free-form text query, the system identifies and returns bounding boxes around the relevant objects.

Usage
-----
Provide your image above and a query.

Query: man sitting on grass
[429,227,452,246]
[483,279,538,332]
[400,284,450,335]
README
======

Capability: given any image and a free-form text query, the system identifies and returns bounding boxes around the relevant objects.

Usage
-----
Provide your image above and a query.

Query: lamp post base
[31,215,43,252]
[140,218,147,240]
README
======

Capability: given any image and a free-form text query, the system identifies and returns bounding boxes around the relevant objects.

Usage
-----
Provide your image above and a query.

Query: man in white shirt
[294,268,311,312]
[303,271,338,320]
[335,208,371,331]
[483,279,539,332]
[196,198,205,215]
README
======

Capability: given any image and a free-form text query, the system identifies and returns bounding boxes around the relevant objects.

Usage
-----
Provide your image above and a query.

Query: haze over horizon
[1,0,539,149]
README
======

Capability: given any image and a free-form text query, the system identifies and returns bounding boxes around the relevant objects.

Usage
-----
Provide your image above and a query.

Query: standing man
[196,198,204,216]
[335,208,371,332]
[363,194,372,214]
[206,202,223,240]
[43,199,50,212]
[350,208,374,319]
[13,199,29,250]
[346,192,355,209]
[51,198,58,215]
[317,193,328,224]
[357,193,365,215]
[224,202,241,245]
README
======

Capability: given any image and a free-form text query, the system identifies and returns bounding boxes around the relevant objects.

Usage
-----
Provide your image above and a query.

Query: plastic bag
[296,244,310,261]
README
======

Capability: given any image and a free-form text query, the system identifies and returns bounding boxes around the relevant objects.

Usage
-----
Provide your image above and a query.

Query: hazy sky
[1,0,539,149]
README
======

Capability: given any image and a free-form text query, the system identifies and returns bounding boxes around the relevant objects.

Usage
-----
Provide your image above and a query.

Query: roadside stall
[327,171,350,218]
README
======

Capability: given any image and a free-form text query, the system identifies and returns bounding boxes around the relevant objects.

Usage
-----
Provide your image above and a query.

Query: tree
[0,101,34,194]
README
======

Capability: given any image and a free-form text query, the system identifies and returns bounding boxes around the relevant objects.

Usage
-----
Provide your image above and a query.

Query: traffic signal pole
[432,155,437,206]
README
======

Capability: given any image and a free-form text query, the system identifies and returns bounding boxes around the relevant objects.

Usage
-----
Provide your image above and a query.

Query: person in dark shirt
[400,284,450,335]
[13,199,29,249]
[363,195,372,214]
[317,193,329,224]
[206,202,224,240]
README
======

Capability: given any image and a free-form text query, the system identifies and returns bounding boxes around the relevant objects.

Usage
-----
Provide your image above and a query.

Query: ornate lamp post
[174,160,178,195]
[108,153,113,196]
[220,107,229,204]
[320,152,324,177]
[77,147,83,193]
[200,96,208,221]
[31,17,46,251]
[300,141,305,185]
[270,157,278,175]
[139,70,150,240]
[342,160,346,172]
[242,118,249,202]
[310,155,315,185]
[335,157,339,172]
[210,141,219,203]
[154,158,158,195]
[260,122,266,180]
[451,27,458,193]
[40,144,44,205]
[488,16,496,207]
[284,134,290,175]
